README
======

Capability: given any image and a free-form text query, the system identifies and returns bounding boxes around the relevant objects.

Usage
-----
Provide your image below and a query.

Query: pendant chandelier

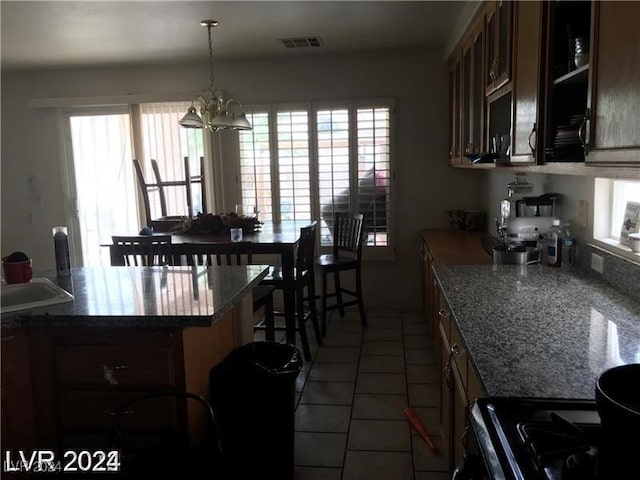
[179,20,252,132]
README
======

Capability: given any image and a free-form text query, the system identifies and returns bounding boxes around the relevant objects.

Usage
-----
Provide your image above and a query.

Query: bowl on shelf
[447,209,486,232]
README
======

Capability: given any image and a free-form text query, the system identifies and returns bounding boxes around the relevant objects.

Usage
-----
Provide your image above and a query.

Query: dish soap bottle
[547,219,562,267]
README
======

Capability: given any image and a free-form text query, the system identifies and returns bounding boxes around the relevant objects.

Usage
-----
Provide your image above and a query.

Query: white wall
[1,48,485,311]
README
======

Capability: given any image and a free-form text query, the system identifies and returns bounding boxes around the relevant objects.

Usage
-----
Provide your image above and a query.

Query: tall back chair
[260,221,322,360]
[316,213,366,336]
[110,235,173,266]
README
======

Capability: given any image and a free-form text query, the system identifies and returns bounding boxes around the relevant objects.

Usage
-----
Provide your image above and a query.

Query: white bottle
[547,219,562,267]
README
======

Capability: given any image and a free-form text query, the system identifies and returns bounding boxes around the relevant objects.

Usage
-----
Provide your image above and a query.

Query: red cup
[2,258,33,284]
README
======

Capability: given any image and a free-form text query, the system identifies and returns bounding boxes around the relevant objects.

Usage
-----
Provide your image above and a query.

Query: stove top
[470,398,603,480]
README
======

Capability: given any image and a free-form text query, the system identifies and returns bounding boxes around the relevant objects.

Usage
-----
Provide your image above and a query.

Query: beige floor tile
[294,432,347,467]
[404,323,430,335]
[412,435,449,472]
[356,372,407,395]
[295,404,352,433]
[359,355,405,373]
[300,381,355,405]
[315,346,360,363]
[325,322,366,335]
[296,369,309,392]
[364,327,403,341]
[408,384,440,407]
[405,348,437,365]
[352,393,407,420]
[401,311,424,323]
[406,364,440,384]
[309,362,358,382]
[361,340,405,356]
[347,419,411,451]
[322,333,363,347]
[342,451,413,480]
[294,466,342,480]
[366,315,402,329]
[404,334,431,349]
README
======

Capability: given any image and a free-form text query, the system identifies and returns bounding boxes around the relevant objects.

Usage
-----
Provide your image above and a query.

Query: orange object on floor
[404,407,439,455]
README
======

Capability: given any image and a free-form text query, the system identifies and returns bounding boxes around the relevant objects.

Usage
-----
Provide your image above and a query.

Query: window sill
[591,237,640,264]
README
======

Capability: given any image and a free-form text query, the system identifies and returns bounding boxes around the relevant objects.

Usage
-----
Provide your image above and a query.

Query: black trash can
[209,341,303,480]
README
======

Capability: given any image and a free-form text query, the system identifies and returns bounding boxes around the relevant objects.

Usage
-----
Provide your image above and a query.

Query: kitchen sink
[1,277,74,314]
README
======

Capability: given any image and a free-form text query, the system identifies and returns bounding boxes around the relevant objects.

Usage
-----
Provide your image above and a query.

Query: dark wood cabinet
[510,0,543,164]
[586,1,640,165]
[448,54,463,166]
[462,18,486,158]
[486,0,513,95]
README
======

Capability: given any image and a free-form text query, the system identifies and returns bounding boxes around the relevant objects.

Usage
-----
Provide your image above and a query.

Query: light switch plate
[578,200,589,229]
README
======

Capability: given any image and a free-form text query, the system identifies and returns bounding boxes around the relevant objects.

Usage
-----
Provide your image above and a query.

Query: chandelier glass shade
[179,20,252,132]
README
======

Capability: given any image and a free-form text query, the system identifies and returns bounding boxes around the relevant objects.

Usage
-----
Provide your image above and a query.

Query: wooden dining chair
[316,213,367,336]
[167,242,276,342]
[260,221,322,360]
[110,235,173,266]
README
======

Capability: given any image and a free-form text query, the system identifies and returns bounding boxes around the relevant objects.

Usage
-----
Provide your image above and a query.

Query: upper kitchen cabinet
[461,16,486,160]
[510,0,543,164]
[485,0,513,95]
[585,1,640,165]
[448,53,463,166]
[541,1,592,163]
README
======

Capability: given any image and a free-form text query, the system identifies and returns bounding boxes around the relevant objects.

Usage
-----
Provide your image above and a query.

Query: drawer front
[55,345,177,388]
[58,390,179,431]
[449,322,468,391]
[1,331,29,385]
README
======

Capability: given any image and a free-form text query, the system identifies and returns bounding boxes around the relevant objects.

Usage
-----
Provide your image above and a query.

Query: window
[594,178,640,256]
[238,100,394,250]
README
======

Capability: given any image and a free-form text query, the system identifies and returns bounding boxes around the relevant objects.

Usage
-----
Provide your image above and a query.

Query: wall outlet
[591,253,604,273]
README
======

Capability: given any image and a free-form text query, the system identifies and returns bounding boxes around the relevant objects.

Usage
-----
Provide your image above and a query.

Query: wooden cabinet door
[452,363,469,470]
[449,54,463,165]
[511,0,542,164]
[486,1,513,95]
[587,1,640,164]
[439,322,452,462]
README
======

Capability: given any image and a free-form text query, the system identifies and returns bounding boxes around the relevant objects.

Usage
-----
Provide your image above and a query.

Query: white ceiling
[1,1,468,71]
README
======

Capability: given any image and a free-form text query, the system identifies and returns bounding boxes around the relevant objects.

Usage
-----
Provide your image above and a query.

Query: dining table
[107,219,314,346]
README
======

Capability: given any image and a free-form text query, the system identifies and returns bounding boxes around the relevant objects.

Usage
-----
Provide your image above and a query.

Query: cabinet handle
[432,279,438,288]
[103,365,129,386]
[578,110,590,155]
[451,343,462,358]
[438,309,450,319]
[528,123,537,156]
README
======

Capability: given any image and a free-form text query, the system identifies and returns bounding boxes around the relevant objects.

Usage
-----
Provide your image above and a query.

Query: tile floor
[255,309,450,480]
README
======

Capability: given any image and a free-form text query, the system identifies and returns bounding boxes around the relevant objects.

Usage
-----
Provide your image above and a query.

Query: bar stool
[317,213,367,336]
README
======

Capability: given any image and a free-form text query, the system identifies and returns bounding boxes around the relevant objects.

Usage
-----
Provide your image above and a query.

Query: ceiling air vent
[279,37,323,49]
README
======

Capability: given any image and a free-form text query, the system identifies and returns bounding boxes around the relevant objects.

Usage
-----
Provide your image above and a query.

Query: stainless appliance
[500,173,534,229]
[494,216,558,265]
[463,397,603,480]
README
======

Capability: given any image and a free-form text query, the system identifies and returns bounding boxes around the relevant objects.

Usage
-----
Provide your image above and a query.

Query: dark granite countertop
[434,264,640,400]
[1,265,269,328]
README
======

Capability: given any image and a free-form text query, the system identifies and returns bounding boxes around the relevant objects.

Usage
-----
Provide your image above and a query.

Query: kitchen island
[1,265,269,458]
[434,264,640,399]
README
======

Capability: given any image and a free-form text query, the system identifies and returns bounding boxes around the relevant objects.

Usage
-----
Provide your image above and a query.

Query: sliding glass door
[63,107,138,266]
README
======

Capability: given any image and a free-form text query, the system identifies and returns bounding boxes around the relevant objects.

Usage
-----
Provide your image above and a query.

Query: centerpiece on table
[170,212,263,235]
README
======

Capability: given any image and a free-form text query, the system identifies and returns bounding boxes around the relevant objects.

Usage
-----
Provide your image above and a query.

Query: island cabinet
[1,329,38,451]
[26,307,242,455]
